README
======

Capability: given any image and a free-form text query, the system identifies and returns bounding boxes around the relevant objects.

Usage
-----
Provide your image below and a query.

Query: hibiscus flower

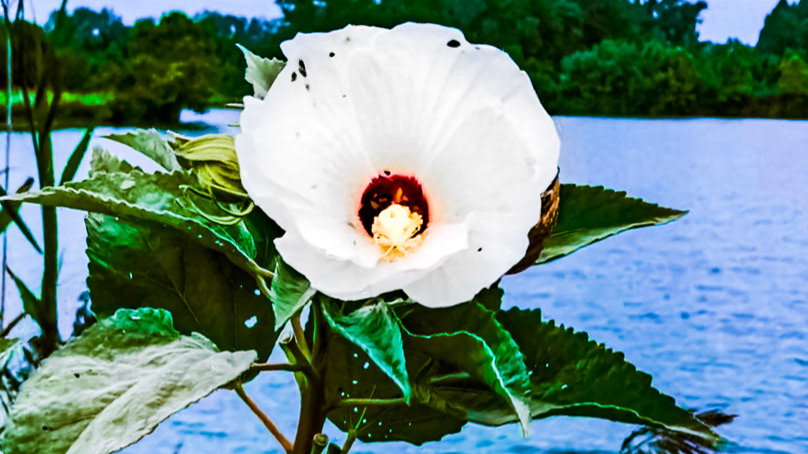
[236,23,559,307]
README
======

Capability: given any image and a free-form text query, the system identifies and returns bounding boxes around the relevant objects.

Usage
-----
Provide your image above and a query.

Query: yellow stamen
[371,204,424,261]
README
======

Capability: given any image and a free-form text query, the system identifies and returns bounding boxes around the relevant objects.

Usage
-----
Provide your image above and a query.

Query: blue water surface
[2,113,806,453]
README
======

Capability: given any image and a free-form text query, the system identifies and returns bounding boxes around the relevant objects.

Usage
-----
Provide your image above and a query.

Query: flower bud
[174,134,248,199]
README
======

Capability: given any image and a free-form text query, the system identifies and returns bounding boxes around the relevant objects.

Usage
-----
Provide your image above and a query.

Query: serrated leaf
[397,301,533,436]
[237,44,285,98]
[105,129,180,172]
[322,300,411,403]
[537,185,687,264]
[86,213,279,362]
[2,308,256,454]
[270,260,315,330]
[496,308,716,440]
[1,166,279,279]
[59,127,94,185]
[322,327,466,445]
[89,146,135,175]
[0,179,42,253]
[421,308,717,443]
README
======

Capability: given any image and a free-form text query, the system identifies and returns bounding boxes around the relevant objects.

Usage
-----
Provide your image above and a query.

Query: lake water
[1,112,806,453]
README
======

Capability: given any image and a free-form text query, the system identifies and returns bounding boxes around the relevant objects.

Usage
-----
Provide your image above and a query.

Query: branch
[234,383,293,454]
[250,362,307,373]
[291,312,311,359]
[279,333,319,381]
[0,312,23,337]
[341,431,357,454]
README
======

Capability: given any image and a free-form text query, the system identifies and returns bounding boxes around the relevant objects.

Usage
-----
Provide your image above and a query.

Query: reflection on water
[2,113,806,453]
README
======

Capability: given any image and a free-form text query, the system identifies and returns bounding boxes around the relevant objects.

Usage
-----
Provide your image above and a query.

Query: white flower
[236,23,560,307]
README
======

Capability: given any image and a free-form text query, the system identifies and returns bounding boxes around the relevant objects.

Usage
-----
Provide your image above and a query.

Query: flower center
[358,173,429,261]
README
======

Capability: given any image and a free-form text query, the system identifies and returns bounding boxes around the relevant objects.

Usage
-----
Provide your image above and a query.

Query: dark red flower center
[358,172,429,237]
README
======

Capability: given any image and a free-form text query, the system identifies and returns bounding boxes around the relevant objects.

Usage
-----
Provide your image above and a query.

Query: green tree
[757,0,808,56]
[778,50,808,95]
[112,12,222,123]
[46,8,129,92]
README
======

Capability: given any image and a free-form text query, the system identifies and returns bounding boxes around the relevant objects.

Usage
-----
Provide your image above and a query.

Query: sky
[30,0,791,46]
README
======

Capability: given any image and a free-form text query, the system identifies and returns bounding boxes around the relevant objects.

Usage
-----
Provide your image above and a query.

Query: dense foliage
[6,0,808,121]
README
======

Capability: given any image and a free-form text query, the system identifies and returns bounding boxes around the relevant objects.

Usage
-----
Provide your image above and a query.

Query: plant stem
[234,383,293,454]
[291,300,328,454]
[37,93,61,358]
[341,431,357,454]
[0,10,11,329]
[291,312,311,359]
[0,312,22,337]
[250,362,307,373]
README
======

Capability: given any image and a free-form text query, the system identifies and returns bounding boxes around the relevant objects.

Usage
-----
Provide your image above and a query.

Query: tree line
[4,0,808,124]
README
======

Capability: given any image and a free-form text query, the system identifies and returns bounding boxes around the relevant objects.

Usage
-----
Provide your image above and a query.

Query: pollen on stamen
[372,204,424,261]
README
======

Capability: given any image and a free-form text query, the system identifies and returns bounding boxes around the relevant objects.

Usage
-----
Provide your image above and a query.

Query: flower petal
[403,212,529,307]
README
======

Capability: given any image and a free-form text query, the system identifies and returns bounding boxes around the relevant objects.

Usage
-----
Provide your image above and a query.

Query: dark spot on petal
[74,373,80,379]
[383,170,391,176]
[305,84,310,91]
[477,247,483,252]
[447,39,460,48]
[329,52,335,57]
[298,59,307,77]
[474,46,481,50]
[342,94,347,98]
[295,131,301,137]
[291,72,297,82]
[345,36,351,43]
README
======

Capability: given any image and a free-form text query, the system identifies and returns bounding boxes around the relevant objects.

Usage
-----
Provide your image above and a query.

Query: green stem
[341,431,357,454]
[37,94,60,358]
[250,362,307,373]
[291,312,311,359]
[291,301,328,454]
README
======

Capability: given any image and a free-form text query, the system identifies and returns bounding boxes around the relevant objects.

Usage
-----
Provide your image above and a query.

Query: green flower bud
[173,134,248,199]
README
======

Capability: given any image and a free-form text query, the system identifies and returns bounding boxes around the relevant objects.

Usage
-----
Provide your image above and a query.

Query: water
[1,112,806,453]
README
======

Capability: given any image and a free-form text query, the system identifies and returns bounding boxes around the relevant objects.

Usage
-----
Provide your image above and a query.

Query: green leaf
[397,301,533,436]
[496,308,716,439]
[59,127,94,185]
[5,267,44,330]
[322,328,466,445]
[105,129,180,172]
[421,307,717,442]
[269,260,316,330]
[90,146,135,175]
[0,179,42,253]
[237,44,285,98]
[85,213,279,362]
[1,163,279,279]
[322,300,411,403]
[537,184,687,264]
[2,308,256,454]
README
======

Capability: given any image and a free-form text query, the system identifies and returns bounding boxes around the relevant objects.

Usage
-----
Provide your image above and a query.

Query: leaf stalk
[234,382,293,454]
